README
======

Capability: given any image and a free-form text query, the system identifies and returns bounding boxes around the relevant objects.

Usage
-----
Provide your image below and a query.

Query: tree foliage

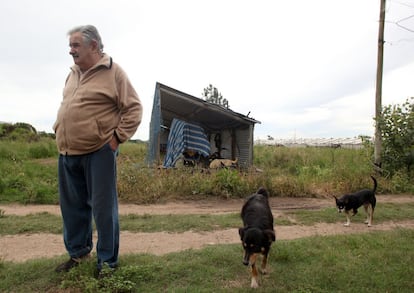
[0,122,54,141]
[379,97,414,175]
[202,84,229,109]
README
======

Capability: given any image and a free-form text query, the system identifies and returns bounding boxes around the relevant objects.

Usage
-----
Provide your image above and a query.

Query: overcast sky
[1,0,414,141]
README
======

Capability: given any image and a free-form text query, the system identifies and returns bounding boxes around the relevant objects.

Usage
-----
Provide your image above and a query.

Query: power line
[395,14,414,32]
[387,0,414,32]
[385,1,414,44]
[389,0,414,9]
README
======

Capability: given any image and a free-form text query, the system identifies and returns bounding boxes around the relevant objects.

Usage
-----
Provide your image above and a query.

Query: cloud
[1,0,414,141]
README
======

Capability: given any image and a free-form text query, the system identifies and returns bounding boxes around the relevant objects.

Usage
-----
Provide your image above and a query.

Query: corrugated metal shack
[147,82,260,169]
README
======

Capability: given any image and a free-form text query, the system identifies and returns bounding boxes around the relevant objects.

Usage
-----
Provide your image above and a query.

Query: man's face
[68,32,94,71]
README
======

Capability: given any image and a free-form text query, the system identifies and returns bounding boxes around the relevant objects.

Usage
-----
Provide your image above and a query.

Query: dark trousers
[58,143,119,269]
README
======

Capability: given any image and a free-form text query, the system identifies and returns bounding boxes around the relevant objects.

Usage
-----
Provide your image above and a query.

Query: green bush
[379,97,414,176]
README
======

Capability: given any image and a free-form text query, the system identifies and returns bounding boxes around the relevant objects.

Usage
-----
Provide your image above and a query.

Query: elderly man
[53,25,143,276]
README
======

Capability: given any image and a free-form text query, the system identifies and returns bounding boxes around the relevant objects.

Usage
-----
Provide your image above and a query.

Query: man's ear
[90,39,99,52]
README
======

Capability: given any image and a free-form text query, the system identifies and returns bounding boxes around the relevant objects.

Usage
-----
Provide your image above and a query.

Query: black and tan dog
[239,187,275,288]
[334,176,377,227]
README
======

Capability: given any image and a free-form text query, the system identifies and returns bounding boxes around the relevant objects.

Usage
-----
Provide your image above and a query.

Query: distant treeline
[0,122,147,143]
[0,122,55,141]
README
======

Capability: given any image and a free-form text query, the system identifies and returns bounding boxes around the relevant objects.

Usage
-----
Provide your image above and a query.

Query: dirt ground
[1,194,413,263]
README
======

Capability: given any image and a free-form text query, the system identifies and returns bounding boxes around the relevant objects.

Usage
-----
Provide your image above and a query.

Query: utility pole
[374,0,386,172]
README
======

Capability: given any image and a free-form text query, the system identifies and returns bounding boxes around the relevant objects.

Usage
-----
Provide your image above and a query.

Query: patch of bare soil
[0,195,413,263]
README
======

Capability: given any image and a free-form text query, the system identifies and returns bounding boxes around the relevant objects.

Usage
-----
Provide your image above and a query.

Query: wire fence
[254,137,369,149]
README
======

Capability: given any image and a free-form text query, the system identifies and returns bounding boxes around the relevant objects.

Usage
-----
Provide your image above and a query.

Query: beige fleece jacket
[54,54,143,155]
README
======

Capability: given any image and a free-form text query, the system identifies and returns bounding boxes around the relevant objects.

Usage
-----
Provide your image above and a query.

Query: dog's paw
[260,268,268,275]
[344,223,350,227]
[367,223,372,227]
[251,278,259,288]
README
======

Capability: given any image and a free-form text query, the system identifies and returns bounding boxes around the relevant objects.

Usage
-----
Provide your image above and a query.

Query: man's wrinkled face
[68,32,93,70]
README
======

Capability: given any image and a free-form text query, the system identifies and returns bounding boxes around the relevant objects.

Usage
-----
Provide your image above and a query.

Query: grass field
[0,229,413,292]
[1,131,413,292]
[0,202,413,292]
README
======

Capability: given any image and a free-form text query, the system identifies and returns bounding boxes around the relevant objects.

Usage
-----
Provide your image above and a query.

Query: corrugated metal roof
[157,82,260,131]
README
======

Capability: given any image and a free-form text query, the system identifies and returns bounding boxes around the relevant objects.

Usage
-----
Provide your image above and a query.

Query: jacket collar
[71,53,113,74]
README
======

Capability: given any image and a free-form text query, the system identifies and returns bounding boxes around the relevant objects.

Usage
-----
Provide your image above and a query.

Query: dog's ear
[264,229,276,242]
[257,187,268,197]
[238,227,245,240]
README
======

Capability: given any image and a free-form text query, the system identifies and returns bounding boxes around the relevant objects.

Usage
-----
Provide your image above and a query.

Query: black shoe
[55,254,90,273]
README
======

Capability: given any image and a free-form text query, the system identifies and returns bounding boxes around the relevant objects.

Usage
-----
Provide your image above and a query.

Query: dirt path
[1,195,413,263]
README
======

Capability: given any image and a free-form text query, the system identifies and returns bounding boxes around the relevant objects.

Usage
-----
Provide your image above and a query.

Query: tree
[378,97,414,175]
[202,84,229,109]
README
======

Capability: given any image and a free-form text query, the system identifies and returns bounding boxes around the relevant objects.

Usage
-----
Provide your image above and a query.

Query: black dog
[334,176,377,227]
[239,187,276,288]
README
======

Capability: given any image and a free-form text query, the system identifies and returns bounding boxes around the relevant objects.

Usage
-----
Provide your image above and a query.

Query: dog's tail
[370,176,377,193]
[256,187,268,197]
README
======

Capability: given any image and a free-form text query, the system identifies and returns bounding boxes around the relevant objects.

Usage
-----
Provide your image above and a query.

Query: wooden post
[374,0,386,171]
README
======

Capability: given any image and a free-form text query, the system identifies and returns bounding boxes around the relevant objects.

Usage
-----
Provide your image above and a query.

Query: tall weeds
[0,139,413,204]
